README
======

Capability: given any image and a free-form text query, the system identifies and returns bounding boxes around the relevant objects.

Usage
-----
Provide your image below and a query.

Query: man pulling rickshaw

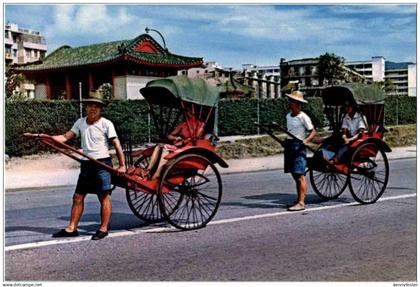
[25,76,228,232]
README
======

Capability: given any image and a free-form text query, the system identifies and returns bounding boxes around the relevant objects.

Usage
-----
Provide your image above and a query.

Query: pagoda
[14,33,203,100]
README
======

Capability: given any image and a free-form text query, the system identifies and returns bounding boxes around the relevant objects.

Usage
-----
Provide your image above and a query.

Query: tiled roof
[15,34,202,72]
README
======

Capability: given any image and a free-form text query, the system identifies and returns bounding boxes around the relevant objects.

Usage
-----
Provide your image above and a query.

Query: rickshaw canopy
[322,83,386,106]
[140,76,220,108]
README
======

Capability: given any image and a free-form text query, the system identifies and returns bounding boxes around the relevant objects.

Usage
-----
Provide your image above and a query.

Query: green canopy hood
[140,76,220,108]
[322,83,386,106]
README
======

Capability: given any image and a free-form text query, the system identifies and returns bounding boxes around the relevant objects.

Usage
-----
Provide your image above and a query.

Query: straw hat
[286,90,308,104]
[83,90,106,106]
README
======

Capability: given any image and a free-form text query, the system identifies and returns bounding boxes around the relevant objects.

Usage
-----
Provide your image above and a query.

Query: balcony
[23,42,47,51]
[5,37,13,45]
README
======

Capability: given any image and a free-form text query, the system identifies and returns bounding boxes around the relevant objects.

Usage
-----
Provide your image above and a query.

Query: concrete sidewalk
[5,145,416,191]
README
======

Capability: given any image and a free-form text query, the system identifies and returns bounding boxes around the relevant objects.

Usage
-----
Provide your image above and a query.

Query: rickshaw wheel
[349,142,389,204]
[126,155,165,223]
[310,169,348,200]
[158,153,223,231]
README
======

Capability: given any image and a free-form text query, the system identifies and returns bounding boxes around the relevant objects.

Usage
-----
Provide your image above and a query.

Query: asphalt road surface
[4,158,416,281]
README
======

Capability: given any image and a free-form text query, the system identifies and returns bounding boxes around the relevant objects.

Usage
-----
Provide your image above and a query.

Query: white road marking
[5,193,416,252]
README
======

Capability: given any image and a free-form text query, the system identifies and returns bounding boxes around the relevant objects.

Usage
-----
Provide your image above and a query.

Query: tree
[6,66,26,100]
[317,52,346,86]
[99,83,113,100]
[374,79,395,94]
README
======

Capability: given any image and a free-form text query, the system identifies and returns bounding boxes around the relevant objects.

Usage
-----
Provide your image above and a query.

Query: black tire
[126,155,165,223]
[349,142,389,204]
[310,168,348,200]
[158,153,222,230]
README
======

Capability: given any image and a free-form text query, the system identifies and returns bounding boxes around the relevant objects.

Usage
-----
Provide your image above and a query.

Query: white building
[345,56,416,97]
[5,22,48,98]
[5,22,47,65]
[346,56,385,82]
[385,62,417,97]
[242,64,281,98]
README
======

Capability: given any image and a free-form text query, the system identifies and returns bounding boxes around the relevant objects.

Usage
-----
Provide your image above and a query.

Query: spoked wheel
[310,168,348,200]
[349,142,389,204]
[158,153,222,230]
[126,154,165,223]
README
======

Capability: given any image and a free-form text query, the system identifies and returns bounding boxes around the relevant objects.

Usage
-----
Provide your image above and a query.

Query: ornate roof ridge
[15,33,203,72]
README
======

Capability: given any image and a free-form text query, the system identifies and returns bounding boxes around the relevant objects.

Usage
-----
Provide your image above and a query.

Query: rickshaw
[257,83,391,204]
[24,76,228,230]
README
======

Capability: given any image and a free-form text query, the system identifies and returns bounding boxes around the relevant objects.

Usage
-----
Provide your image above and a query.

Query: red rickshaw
[25,76,228,230]
[257,83,391,204]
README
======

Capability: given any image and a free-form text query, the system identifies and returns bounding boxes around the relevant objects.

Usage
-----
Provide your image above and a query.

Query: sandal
[287,203,305,212]
[91,230,108,240]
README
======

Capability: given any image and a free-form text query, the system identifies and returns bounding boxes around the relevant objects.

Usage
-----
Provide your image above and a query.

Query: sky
[4,4,417,69]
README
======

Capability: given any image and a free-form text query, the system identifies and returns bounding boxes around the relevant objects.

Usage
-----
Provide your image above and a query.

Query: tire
[126,155,165,223]
[158,153,222,230]
[310,168,348,200]
[348,142,389,204]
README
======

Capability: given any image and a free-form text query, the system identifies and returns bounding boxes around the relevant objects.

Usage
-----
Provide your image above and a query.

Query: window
[5,47,11,54]
[26,49,31,58]
[13,50,17,57]
[5,31,8,38]
[299,67,305,76]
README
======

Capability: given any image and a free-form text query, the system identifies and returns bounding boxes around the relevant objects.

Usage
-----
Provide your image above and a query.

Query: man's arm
[111,137,126,175]
[52,131,76,143]
[303,128,317,145]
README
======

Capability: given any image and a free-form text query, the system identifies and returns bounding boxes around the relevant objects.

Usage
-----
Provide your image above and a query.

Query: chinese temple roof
[15,34,203,72]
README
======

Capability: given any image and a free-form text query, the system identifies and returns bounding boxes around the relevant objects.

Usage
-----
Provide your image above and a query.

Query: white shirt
[341,112,367,136]
[286,111,314,140]
[71,117,118,159]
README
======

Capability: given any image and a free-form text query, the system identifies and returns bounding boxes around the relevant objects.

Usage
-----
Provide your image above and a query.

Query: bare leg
[152,148,170,179]
[296,175,307,205]
[97,193,112,232]
[66,193,86,232]
[288,174,307,211]
[148,145,161,172]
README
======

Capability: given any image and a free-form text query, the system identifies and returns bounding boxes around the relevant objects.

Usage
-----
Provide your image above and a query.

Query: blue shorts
[284,140,307,176]
[75,157,114,195]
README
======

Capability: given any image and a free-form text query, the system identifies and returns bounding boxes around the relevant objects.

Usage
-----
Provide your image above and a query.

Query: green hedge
[218,97,324,136]
[5,96,416,156]
[5,100,151,156]
[384,96,417,126]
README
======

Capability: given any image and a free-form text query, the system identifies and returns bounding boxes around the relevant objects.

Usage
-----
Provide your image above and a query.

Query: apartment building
[5,22,47,65]
[278,58,364,97]
[345,56,416,97]
[384,62,416,97]
[5,23,48,98]
[245,56,416,97]
[242,64,281,98]
[345,56,386,82]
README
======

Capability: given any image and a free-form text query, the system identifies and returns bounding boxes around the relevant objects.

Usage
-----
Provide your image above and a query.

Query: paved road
[5,158,416,281]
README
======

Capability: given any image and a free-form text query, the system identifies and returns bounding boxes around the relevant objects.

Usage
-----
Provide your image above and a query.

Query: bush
[384,96,416,126]
[5,95,414,157]
[5,99,150,156]
[218,97,324,136]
